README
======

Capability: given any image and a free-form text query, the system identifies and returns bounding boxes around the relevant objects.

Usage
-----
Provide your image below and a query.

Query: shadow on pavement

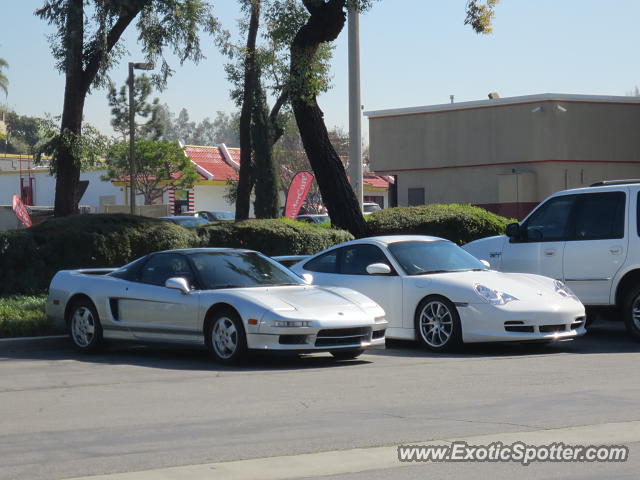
[0,339,372,372]
[2,319,638,370]
[369,318,640,359]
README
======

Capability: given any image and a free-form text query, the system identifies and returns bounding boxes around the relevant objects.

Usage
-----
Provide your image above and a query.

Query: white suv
[463,180,640,339]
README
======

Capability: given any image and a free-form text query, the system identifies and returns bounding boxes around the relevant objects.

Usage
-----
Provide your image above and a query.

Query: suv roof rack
[589,179,640,187]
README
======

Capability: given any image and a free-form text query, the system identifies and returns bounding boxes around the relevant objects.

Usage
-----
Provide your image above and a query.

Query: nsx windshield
[388,240,487,275]
[190,251,304,289]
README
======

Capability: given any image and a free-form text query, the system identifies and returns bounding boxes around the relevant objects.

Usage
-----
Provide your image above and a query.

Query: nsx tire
[330,349,364,360]
[622,285,640,341]
[206,308,248,365]
[414,296,462,352]
[67,298,104,353]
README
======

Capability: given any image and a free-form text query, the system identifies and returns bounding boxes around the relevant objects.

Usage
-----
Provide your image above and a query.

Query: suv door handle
[543,249,556,257]
[610,246,623,255]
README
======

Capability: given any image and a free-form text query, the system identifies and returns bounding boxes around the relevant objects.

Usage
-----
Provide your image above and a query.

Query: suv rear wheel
[622,285,640,340]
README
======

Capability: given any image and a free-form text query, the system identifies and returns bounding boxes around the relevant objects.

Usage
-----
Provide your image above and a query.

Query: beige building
[365,93,640,218]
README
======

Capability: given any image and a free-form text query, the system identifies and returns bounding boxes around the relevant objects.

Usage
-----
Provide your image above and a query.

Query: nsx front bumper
[246,320,388,352]
[458,300,586,343]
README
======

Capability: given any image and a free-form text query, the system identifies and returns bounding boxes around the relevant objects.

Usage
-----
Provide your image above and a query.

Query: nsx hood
[231,285,377,316]
[412,270,571,304]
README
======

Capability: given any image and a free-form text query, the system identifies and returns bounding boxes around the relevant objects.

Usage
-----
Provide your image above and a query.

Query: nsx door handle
[610,246,623,255]
[543,249,556,257]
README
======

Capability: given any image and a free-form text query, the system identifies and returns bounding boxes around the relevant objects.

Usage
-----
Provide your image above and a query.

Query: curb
[0,335,69,355]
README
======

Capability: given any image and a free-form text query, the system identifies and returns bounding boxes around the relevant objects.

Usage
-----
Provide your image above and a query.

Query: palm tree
[0,58,8,97]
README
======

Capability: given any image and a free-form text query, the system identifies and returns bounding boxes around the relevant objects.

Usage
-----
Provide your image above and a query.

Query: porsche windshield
[190,251,304,289]
[388,240,487,275]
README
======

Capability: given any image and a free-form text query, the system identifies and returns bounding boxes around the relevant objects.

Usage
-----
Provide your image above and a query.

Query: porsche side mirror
[480,259,491,268]
[366,263,392,275]
[505,222,522,239]
[301,273,314,285]
[165,277,191,295]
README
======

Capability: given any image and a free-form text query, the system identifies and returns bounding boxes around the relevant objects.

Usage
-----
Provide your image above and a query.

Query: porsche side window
[522,195,576,241]
[139,254,195,287]
[304,250,338,273]
[339,245,392,275]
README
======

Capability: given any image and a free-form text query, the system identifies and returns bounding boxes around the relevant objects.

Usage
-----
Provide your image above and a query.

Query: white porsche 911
[46,248,387,364]
[289,236,586,351]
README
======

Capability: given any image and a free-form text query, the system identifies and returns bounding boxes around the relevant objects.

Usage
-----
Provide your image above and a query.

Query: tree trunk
[235,0,261,220]
[290,0,366,236]
[252,78,279,219]
[54,0,85,217]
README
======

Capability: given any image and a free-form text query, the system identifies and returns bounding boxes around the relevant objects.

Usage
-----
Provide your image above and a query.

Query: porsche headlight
[271,320,312,328]
[474,284,518,305]
[554,280,579,300]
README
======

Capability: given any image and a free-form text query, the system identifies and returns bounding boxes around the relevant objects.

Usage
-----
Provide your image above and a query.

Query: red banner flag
[12,194,32,228]
[285,171,314,219]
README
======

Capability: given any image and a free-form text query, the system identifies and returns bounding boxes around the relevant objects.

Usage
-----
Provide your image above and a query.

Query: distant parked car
[159,216,209,227]
[363,202,382,215]
[46,248,387,364]
[195,211,235,222]
[296,214,330,224]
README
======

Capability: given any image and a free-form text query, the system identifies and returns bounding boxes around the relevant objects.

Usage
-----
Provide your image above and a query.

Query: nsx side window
[339,244,393,275]
[138,254,195,287]
[304,250,338,273]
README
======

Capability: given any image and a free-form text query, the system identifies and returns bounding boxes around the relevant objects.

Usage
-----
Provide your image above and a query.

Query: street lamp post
[348,7,363,211]
[128,61,154,215]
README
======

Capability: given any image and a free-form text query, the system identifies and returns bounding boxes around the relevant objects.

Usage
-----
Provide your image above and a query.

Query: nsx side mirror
[366,263,392,275]
[480,259,491,268]
[301,273,314,285]
[165,277,191,295]
[505,222,522,239]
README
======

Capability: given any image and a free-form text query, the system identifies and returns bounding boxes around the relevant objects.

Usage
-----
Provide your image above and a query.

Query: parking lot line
[65,419,640,480]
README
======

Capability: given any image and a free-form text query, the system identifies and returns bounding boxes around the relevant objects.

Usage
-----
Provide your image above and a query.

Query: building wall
[368,97,640,218]
[0,168,125,212]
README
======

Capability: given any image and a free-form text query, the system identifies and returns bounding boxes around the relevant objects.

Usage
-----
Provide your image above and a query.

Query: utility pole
[348,6,363,210]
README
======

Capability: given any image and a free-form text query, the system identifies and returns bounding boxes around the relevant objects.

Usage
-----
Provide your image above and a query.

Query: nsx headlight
[554,280,579,300]
[271,320,312,327]
[474,284,518,305]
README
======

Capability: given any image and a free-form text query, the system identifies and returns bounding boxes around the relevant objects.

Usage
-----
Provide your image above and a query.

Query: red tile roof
[363,174,391,189]
[183,145,239,181]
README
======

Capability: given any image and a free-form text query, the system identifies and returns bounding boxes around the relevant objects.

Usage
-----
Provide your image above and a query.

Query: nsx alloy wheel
[623,285,640,341]
[415,296,462,352]
[206,309,248,365]
[67,299,104,353]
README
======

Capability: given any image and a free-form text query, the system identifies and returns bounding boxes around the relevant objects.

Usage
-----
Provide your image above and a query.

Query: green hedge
[365,204,512,245]
[0,214,197,295]
[196,219,354,256]
[0,215,353,295]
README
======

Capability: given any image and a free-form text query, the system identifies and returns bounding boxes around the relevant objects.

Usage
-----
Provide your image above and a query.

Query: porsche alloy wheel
[207,309,248,365]
[67,299,104,353]
[415,296,462,352]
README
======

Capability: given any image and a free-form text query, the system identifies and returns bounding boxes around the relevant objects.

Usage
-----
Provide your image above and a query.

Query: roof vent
[488,92,500,99]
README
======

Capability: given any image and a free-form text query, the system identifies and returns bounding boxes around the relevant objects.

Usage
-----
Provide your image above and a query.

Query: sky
[2,0,640,143]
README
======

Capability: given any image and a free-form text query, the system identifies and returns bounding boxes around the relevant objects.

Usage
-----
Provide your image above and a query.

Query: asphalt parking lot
[1,319,640,480]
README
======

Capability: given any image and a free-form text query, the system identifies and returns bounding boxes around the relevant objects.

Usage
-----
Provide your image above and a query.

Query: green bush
[197,219,353,256]
[365,204,512,245]
[0,214,197,295]
[0,215,353,295]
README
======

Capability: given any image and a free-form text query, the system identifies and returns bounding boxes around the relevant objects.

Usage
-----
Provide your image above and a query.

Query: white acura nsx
[289,236,586,351]
[46,248,387,364]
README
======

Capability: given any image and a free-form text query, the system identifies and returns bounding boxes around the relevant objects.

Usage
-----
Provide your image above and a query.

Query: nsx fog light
[554,280,579,301]
[474,284,518,305]
[374,315,386,323]
[272,320,312,327]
